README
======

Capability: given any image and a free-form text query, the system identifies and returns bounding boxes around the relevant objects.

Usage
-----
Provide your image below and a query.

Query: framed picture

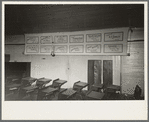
[86,33,102,42]
[69,45,84,53]
[104,32,123,42]
[69,34,84,43]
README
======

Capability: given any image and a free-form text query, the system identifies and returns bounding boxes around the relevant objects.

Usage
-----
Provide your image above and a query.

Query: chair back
[52,78,60,88]
[73,81,81,91]
[134,85,142,99]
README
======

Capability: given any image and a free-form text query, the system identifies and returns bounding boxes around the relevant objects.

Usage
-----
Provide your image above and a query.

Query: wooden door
[88,60,101,90]
[103,60,113,88]
[94,60,101,85]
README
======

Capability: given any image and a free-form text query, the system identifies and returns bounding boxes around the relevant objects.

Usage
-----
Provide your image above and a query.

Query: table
[6,83,22,95]
[75,81,88,88]
[106,85,120,93]
[22,77,37,84]
[87,91,105,100]
[91,84,104,92]
[40,87,58,100]
[22,77,36,81]
[92,84,104,89]
[73,81,88,93]
[21,85,39,98]
[6,76,20,84]
[6,83,21,88]
[38,78,52,82]
[22,85,38,91]
[54,79,67,85]
[41,87,58,94]
[37,78,52,86]
[61,89,77,99]
[62,89,76,96]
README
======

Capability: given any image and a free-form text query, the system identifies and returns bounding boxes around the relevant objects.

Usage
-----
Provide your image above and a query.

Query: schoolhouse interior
[5,4,144,101]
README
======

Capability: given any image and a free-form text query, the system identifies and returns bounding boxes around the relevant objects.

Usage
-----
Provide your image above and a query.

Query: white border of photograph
[2,1,148,121]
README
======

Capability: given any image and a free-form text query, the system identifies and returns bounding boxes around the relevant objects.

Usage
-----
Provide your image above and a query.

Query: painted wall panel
[5,45,31,62]
[5,35,25,44]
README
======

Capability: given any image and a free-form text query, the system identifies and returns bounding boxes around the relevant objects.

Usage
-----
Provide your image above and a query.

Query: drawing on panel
[104,32,123,41]
[86,44,101,53]
[26,45,39,53]
[69,35,84,43]
[86,33,102,42]
[69,45,84,53]
[104,44,123,53]
[55,45,67,53]
[40,45,52,53]
[40,36,53,44]
[26,36,39,44]
[54,35,68,43]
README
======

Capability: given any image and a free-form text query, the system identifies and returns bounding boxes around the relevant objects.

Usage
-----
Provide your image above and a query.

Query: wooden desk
[73,81,88,93]
[22,77,36,81]
[37,78,52,86]
[87,91,105,100]
[22,77,37,84]
[92,84,104,89]
[61,89,77,99]
[75,81,88,88]
[22,85,38,91]
[106,85,120,93]
[6,83,21,88]
[107,85,120,90]
[6,83,21,95]
[55,80,67,85]
[6,76,20,85]
[41,87,58,94]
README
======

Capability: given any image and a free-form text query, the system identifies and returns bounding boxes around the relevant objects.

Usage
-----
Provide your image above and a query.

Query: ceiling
[5,4,144,35]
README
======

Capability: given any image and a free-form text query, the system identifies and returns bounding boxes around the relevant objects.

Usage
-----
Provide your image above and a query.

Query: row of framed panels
[26,32,123,44]
[25,44,124,54]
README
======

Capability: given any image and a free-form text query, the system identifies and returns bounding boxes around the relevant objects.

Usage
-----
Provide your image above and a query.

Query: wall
[122,41,144,96]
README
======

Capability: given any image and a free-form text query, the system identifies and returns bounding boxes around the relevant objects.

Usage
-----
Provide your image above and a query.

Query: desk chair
[21,85,38,100]
[42,78,67,99]
[5,77,36,100]
[106,85,120,93]
[36,78,52,88]
[73,81,88,100]
[21,78,52,100]
[39,87,58,100]
[18,77,37,99]
[36,79,53,100]
[5,82,22,100]
[86,84,105,100]
[58,88,77,100]
[58,81,88,100]
[5,77,28,99]
[49,78,67,90]
[5,78,21,95]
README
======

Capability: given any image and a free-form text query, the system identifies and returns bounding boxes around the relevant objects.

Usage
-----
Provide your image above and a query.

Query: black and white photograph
[2,1,148,120]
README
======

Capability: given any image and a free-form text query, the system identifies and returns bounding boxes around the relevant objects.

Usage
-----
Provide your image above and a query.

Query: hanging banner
[25,27,128,55]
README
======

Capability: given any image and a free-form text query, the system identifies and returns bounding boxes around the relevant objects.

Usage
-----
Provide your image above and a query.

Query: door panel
[88,60,94,90]
[103,60,113,88]
[94,60,101,85]
[88,60,101,90]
